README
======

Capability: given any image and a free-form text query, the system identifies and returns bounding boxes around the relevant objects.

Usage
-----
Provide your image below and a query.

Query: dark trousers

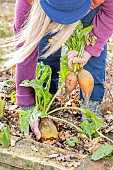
[38,34,61,94]
[81,6,107,101]
[38,7,107,101]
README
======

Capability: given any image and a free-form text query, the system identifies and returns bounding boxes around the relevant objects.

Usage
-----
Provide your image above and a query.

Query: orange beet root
[65,72,77,93]
[78,69,94,108]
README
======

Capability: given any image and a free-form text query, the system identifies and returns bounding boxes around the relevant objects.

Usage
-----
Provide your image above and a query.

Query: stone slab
[0,139,75,170]
[0,139,113,170]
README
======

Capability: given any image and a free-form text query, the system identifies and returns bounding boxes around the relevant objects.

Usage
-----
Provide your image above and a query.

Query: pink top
[14,0,113,106]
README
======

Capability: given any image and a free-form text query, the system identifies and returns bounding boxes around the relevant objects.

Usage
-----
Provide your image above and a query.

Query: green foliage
[0,0,14,3]
[19,110,30,135]
[84,109,103,128]
[10,91,16,104]
[0,122,11,148]
[91,144,113,160]
[0,79,14,93]
[0,97,4,117]
[20,106,43,135]
[65,21,94,53]
[66,137,79,147]
[0,80,15,117]
[58,56,71,83]
[20,75,104,138]
[81,120,92,139]
[81,109,103,139]
[59,21,94,78]
[0,22,13,38]
[20,62,52,113]
[0,1,14,64]
[20,62,52,135]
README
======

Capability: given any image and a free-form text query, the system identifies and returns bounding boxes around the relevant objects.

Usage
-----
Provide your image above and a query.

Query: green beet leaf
[0,122,11,148]
[60,21,95,81]
[84,109,103,129]
[20,106,43,135]
[58,56,71,83]
[91,144,113,161]
[81,120,92,139]
[0,97,4,117]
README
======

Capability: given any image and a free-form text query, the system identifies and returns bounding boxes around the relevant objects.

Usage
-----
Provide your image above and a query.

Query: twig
[96,129,113,143]
[46,115,83,133]
[89,137,100,152]
[45,83,64,114]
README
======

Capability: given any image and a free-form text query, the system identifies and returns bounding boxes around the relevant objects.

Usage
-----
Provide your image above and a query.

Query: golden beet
[39,118,58,139]
[78,69,94,108]
[65,72,78,93]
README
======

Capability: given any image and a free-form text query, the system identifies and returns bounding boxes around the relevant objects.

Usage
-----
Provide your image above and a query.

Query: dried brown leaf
[61,161,80,168]
[56,154,78,161]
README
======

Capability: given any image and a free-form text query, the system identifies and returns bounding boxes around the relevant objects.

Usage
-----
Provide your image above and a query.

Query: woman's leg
[38,34,61,94]
[81,7,107,102]
[81,7,107,120]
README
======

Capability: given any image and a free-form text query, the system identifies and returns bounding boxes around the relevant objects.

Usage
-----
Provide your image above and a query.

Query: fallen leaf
[43,139,57,145]
[56,154,78,161]
[11,136,21,147]
[62,161,80,168]
[72,102,77,107]
[58,130,72,141]
[47,153,59,158]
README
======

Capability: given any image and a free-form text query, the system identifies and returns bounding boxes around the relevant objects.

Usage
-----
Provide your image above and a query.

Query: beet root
[65,72,78,93]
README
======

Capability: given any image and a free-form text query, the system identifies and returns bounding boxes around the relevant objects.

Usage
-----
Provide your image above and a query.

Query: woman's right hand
[67,50,91,70]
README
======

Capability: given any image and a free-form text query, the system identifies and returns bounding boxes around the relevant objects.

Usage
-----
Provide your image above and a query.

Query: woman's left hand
[68,50,91,70]
[30,119,41,141]
[26,0,33,5]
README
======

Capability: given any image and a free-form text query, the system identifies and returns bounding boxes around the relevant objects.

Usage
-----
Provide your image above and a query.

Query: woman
[8,0,113,139]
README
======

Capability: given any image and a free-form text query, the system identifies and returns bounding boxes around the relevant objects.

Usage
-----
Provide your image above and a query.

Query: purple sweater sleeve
[85,0,113,57]
[14,0,38,106]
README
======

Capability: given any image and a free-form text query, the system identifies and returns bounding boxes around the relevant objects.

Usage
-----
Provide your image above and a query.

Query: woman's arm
[85,0,113,57]
[14,0,38,106]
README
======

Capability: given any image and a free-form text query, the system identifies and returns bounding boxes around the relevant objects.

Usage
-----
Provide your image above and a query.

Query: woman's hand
[26,0,33,5]
[68,50,91,70]
[30,119,41,140]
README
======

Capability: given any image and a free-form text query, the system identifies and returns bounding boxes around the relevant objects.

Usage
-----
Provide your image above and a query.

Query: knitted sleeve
[85,0,113,57]
[14,0,38,106]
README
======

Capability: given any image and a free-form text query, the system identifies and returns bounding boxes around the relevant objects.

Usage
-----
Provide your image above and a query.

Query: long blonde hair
[2,0,78,68]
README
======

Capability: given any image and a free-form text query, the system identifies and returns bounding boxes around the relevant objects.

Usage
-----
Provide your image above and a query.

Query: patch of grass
[0,0,15,4]
[0,22,13,38]
[0,1,14,60]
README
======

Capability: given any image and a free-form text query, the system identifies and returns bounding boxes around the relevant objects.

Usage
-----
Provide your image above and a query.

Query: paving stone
[0,140,113,170]
[0,139,74,170]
